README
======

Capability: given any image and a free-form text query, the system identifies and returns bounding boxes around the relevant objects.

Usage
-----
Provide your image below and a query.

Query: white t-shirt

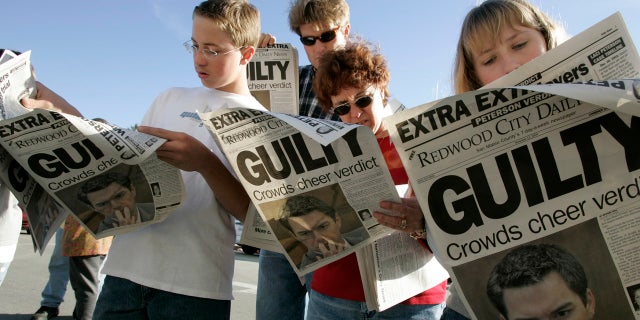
[0,185,21,247]
[101,87,266,300]
[0,184,22,285]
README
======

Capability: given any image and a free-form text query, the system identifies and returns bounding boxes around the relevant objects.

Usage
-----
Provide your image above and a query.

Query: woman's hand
[373,197,426,235]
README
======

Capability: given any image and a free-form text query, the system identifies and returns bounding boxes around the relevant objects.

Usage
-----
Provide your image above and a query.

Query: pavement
[0,231,259,319]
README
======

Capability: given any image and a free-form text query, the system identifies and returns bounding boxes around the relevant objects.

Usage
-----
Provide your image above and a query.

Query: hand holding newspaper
[0,51,185,253]
[201,104,450,311]
[385,12,640,319]
[0,50,36,119]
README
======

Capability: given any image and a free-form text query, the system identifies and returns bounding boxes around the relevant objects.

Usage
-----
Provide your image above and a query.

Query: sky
[4,0,640,128]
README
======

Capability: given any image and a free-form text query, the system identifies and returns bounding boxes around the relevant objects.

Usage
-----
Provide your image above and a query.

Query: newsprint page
[200,107,450,310]
[200,102,449,310]
[199,108,400,276]
[248,43,299,115]
[0,50,184,253]
[385,12,640,319]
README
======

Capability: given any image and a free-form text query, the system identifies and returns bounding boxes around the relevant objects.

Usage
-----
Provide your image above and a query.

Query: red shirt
[311,136,447,304]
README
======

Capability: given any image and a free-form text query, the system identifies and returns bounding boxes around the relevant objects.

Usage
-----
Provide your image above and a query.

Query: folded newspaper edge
[199,106,453,310]
[248,43,299,115]
[0,51,185,252]
[382,10,640,318]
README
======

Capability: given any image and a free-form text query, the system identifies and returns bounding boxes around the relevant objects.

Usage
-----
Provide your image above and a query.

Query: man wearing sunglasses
[289,0,350,120]
[256,1,351,320]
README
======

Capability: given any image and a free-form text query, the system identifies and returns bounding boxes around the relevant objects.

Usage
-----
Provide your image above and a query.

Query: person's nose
[110,199,125,211]
[349,102,362,119]
[194,50,208,66]
[314,42,332,59]
[502,54,521,75]
[311,231,326,248]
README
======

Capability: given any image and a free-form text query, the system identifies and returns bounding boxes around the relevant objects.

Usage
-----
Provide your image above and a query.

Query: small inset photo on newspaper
[55,163,155,236]
[453,219,633,319]
[260,183,369,270]
[626,282,640,313]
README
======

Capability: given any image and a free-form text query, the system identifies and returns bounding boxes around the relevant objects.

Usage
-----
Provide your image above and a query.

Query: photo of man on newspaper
[486,243,595,320]
[57,164,155,235]
[262,184,368,269]
[452,219,633,319]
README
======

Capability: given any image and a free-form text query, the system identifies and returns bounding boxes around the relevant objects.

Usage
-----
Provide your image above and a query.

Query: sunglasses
[299,27,340,46]
[332,95,373,116]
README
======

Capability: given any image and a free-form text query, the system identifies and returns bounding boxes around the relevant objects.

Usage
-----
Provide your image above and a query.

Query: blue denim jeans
[41,227,70,307]
[256,250,308,320]
[93,275,230,320]
[307,288,445,320]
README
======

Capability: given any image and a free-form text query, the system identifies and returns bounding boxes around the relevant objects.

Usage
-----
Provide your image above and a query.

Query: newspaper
[201,107,447,310]
[0,50,37,119]
[0,52,185,253]
[240,203,282,253]
[237,99,409,255]
[385,12,640,318]
[356,213,449,311]
[248,43,299,115]
[358,100,448,312]
[199,107,402,277]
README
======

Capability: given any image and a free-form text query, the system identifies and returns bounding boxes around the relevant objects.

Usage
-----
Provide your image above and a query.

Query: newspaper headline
[386,12,640,318]
[248,43,299,115]
[0,50,185,252]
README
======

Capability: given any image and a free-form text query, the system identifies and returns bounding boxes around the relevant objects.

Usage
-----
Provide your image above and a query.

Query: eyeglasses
[299,27,340,46]
[183,40,243,59]
[332,95,373,116]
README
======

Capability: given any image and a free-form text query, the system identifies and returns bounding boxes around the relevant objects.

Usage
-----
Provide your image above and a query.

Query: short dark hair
[279,195,335,232]
[77,172,132,205]
[288,0,350,36]
[486,243,589,318]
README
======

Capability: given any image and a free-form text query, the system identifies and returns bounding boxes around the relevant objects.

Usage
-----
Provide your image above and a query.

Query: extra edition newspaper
[248,43,299,115]
[0,51,184,253]
[199,107,402,276]
[385,12,640,318]
[204,100,448,311]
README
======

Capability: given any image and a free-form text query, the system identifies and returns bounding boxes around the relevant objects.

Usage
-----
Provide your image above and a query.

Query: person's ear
[342,23,351,37]
[240,46,255,65]
[585,288,596,318]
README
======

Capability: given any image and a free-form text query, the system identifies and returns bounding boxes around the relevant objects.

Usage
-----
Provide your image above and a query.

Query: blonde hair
[453,0,564,93]
[193,0,261,48]
[288,0,350,35]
